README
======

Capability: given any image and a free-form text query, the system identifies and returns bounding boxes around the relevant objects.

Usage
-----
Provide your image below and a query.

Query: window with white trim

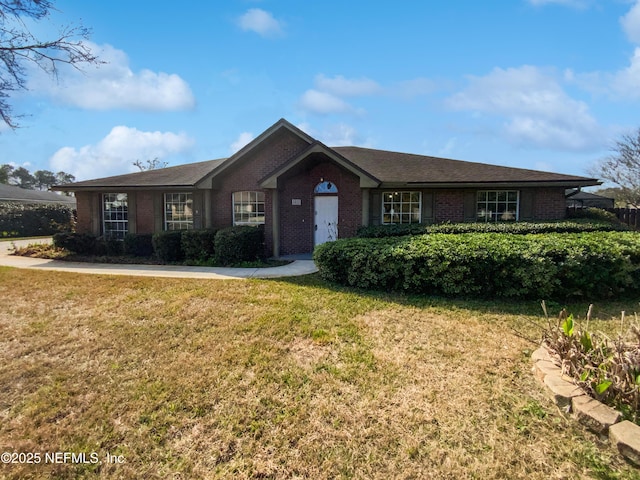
[165,193,193,230]
[103,193,128,240]
[233,191,265,225]
[382,191,422,224]
[477,190,519,222]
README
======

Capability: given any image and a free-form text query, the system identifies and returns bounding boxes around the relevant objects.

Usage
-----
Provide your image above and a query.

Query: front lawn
[0,268,638,479]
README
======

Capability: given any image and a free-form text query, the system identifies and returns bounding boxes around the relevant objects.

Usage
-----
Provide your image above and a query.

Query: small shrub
[181,229,217,261]
[567,207,621,224]
[124,233,154,257]
[152,231,184,262]
[52,232,97,255]
[214,225,264,266]
[95,236,124,256]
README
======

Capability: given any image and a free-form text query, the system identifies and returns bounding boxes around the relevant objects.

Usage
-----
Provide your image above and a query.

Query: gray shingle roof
[55,140,598,191]
[53,158,226,190]
[333,146,597,185]
[0,183,76,204]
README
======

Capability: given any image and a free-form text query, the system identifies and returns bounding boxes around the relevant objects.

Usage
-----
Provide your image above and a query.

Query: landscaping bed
[10,227,290,268]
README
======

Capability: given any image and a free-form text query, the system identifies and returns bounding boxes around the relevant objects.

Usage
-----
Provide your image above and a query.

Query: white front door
[314,196,338,246]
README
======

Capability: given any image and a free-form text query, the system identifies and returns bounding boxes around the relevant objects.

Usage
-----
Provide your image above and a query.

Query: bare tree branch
[0,1,102,128]
[591,129,640,208]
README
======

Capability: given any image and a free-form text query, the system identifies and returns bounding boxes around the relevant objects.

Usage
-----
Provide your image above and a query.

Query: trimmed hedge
[152,231,184,262]
[314,232,640,299]
[124,233,154,257]
[181,229,217,261]
[356,219,627,239]
[0,202,74,237]
[53,232,97,254]
[214,225,264,266]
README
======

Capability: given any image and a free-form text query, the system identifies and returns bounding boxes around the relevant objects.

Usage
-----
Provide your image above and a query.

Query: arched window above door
[314,180,338,194]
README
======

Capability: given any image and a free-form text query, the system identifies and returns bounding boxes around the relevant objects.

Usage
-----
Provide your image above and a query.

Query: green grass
[0,267,638,479]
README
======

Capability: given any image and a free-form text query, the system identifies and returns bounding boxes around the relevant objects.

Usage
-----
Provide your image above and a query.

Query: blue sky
[2,0,640,183]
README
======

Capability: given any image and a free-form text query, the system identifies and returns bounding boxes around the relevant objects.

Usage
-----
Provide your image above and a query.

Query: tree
[0,163,12,183]
[33,169,56,190]
[0,1,101,128]
[10,166,34,188]
[133,157,168,171]
[591,129,640,208]
[55,170,74,185]
[0,164,74,189]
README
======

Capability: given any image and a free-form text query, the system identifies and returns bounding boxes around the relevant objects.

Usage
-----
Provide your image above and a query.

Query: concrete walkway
[0,238,318,280]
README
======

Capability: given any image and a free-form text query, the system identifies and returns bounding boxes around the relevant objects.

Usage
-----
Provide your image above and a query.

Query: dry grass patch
[0,267,638,479]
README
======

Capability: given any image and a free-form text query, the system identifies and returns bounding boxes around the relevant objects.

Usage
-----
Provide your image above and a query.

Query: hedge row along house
[54,118,600,257]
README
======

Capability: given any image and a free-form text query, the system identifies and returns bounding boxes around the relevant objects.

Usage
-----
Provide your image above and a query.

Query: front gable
[259,142,380,189]
[195,119,315,190]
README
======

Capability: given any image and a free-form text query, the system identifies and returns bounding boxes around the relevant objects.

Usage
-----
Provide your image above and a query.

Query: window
[382,191,421,224]
[165,193,193,230]
[314,181,338,194]
[477,190,519,222]
[103,193,128,240]
[233,191,265,225]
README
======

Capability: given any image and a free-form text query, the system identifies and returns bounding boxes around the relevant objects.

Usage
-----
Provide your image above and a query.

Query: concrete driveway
[0,238,318,280]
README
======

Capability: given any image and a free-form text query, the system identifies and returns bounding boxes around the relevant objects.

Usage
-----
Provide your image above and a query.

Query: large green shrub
[214,225,264,266]
[314,232,640,299]
[181,229,217,261]
[0,202,74,237]
[356,219,626,239]
[152,231,184,262]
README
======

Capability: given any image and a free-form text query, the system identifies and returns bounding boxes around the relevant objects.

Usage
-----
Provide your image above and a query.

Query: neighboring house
[54,118,599,257]
[566,190,615,209]
[0,183,76,206]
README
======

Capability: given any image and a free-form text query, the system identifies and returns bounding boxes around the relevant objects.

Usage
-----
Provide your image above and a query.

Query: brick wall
[278,161,361,255]
[533,187,567,220]
[434,190,465,223]
[135,191,155,234]
[74,191,95,234]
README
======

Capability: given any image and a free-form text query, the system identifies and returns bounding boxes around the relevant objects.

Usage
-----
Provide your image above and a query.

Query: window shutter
[421,192,434,224]
[520,190,534,220]
[463,191,476,222]
[370,192,381,225]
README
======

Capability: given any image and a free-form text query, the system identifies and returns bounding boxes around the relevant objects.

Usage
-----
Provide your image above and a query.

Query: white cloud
[230,132,255,154]
[319,123,360,146]
[28,43,195,111]
[237,9,284,37]
[621,1,640,43]
[297,74,379,115]
[610,47,640,97]
[49,126,194,180]
[447,65,601,150]
[570,47,640,100]
[314,74,381,97]
[391,77,439,99]
[298,73,437,116]
[298,89,355,115]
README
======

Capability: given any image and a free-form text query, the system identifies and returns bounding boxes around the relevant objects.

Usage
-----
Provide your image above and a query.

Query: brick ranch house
[54,118,600,257]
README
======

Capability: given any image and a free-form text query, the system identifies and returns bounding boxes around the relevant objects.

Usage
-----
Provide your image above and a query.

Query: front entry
[314,196,338,246]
